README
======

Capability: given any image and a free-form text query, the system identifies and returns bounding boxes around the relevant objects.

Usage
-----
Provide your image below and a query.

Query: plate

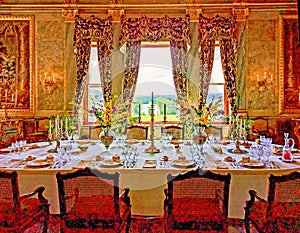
[240,161,265,168]
[0,147,11,153]
[101,159,122,167]
[279,157,296,163]
[27,160,50,168]
[171,141,182,145]
[160,156,172,161]
[171,160,195,168]
[143,160,157,168]
[127,139,138,145]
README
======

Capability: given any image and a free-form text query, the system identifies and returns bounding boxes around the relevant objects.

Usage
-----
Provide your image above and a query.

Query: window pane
[133,45,179,121]
[210,47,224,84]
[89,47,100,84]
[207,46,225,122]
[88,86,103,122]
[87,46,103,123]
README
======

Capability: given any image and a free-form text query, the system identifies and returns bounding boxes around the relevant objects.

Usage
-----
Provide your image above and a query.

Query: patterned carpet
[25,215,251,233]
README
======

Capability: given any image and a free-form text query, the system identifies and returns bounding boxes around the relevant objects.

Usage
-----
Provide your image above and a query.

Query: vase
[191,127,208,161]
[99,129,115,150]
[192,127,208,145]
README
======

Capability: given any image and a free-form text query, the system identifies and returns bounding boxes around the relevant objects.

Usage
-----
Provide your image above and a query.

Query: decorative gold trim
[0,15,34,115]
[62,0,78,22]
[108,9,124,22]
[232,8,249,21]
[186,8,202,22]
[0,2,297,11]
[279,14,299,114]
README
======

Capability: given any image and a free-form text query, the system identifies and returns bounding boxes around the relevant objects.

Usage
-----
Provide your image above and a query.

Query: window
[207,45,228,122]
[132,41,179,122]
[86,45,103,123]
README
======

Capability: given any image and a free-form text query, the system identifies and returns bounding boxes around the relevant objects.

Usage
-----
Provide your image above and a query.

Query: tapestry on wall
[279,14,300,114]
[0,16,33,112]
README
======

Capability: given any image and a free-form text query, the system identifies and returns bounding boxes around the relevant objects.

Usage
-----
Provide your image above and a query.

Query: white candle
[60,119,63,134]
[264,72,267,80]
[11,94,14,102]
[55,116,58,134]
[49,119,52,135]
[65,117,68,133]
[15,90,18,107]
[239,119,242,137]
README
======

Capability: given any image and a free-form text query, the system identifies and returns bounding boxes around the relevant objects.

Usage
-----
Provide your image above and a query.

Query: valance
[119,15,191,46]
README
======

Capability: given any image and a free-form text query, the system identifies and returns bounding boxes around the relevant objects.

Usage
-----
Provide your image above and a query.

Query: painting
[0,16,34,114]
[279,14,300,114]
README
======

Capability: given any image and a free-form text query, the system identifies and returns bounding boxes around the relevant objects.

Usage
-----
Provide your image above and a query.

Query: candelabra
[229,114,247,154]
[39,72,61,95]
[256,72,273,94]
[145,92,160,153]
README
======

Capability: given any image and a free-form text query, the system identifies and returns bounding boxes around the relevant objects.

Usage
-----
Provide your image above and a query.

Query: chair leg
[42,205,50,233]
[244,216,250,233]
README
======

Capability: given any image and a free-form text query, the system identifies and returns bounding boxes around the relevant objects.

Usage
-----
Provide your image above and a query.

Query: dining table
[0,138,299,219]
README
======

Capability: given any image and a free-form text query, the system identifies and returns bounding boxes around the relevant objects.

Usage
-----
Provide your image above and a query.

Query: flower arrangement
[89,94,130,136]
[192,101,212,129]
[89,95,116,136]
[176,95,223,139]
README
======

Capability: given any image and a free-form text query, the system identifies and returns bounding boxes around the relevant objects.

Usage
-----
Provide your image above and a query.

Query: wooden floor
[25,215,254,233]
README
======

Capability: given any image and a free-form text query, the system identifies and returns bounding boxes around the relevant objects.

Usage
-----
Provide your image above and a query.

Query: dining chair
[248,117,270,141]
[205,125,223,141]
[56,167,131,233]
[126,125,148,140]
[0,171,49,232]
[164,169,231,233]
[163,125,183,140]
[244,171,300,233]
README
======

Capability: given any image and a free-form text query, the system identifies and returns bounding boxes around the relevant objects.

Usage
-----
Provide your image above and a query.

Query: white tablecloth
[0,140,300,219]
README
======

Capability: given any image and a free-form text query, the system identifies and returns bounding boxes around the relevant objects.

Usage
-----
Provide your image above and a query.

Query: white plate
[27,160,50,168]
[143,160,157,168]
[171,160,195,168]
[240,161,265,168]
[101,159,122,167]
[0,148,11,153]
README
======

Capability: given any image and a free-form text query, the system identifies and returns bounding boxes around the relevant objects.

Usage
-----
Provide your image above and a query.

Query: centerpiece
[89,95,116,150]
[190,100,212,148]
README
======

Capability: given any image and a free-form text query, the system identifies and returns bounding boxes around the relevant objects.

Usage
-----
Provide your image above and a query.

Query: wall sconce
[0,89,18,107]
[256,72,273,93]
[39,72,61,95]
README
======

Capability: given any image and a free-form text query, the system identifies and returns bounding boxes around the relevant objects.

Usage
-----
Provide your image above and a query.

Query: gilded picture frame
[0,16,34,114]
[279,14,300,114]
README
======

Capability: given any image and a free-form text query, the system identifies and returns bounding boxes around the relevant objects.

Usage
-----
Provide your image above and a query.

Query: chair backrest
[0,171,20,212]
[268,171,300,206]
[164,125,183,140]
[126,125,148,140]
[56,167,121,230]
[205,125,223,141]
[262,171,300,231]
[251,117,269,136]
[165,169,231,231]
